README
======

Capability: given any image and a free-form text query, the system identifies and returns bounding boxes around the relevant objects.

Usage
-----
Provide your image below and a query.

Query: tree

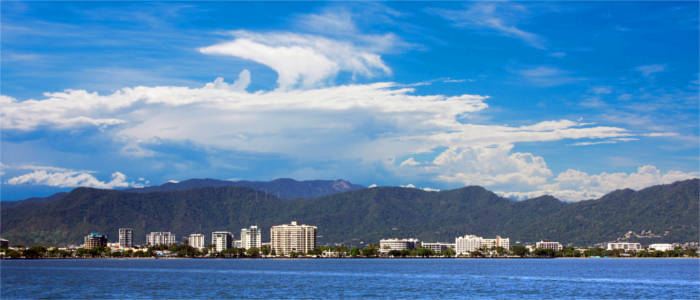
[440,248,455,257]
[349,248,361,257]
[416,248,434,258]
[511,246,529,257]
[261,245,271,256]
[289,251,298,258]
[24,246,47,259]
[361,247,378,257]
[533,248,556,257]
[246,247,260,257]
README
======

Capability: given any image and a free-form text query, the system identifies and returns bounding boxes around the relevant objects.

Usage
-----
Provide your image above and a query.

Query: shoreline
[3,256,698,260]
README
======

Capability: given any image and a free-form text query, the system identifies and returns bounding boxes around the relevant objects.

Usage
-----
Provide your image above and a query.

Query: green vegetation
[1,179,697,247]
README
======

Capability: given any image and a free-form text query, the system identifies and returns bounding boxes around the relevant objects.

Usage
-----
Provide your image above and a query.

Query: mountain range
[1,178,697,247]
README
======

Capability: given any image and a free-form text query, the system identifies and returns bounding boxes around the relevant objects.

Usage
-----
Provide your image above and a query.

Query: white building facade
[648,243,674,251]
[379,238,420,253]
[420,242,454,253]
[536,240,563,251]
[146,232,176,246]
[455,235,483,255]
[240,226,262,250]
[118,228,133,248]
[270,221,317,255]
[607,242,642,252]
[482,236,510,250]
[188,233,205,250]
[212,231,234,253]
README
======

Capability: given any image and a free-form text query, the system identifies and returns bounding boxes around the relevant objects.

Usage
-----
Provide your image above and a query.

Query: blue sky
[1,1,698,201]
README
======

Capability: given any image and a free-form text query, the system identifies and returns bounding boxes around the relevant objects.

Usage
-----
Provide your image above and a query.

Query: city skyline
[1,2,698,202]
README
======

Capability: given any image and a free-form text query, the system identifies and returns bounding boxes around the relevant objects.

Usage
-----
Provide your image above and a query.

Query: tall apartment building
[536,240,563,251]
[379,238,420,253]
[118,228,134,248]
[240,225,262,250]
[188,233,205,250]
[270,221,317,255]
[84,232,108,249]
[212,231,234,252]
[455,235,483,254]
[146,232,176,246]
[607,242,642,252]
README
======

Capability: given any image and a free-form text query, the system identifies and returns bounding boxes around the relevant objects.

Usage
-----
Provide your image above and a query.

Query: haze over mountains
[1,178,697,247]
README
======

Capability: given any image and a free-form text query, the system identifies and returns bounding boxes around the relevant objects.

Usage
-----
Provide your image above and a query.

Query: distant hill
[1,179,697,247]
[0,192,68,209]
[126,178,365,200]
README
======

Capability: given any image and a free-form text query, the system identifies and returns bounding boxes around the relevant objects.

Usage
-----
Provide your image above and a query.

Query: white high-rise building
[188,233,205,250]
[146,232,176,246]
[212,231,234,252]
[270,221,317,255]
[119,228,133,248]
[379,238,420,253]
[455,235,483,255]
[240,226,262,250]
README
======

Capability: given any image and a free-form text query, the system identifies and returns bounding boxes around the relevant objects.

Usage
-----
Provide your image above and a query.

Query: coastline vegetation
[2,244,697,260]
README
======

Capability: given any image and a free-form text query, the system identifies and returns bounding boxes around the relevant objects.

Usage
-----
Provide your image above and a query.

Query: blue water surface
[2,258,698,298]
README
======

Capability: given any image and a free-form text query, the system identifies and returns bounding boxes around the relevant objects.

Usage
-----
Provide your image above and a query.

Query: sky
[1,1,698,202]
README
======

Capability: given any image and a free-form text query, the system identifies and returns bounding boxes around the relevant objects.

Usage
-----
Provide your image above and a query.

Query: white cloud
[432,3,545,49]
[498,165,698,202]
[636,64,666,77]
[368,184,378,188]
[400,157,420,167]
[199,30,392,90]
[6,170,134,189]
[590,86,612,94]
[518,66,582,87]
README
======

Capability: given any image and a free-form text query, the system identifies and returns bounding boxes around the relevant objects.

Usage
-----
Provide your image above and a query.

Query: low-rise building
[146,232,176,246]
[212,231,234,252]
[420,242,454,253]
[648,243,674,251]
[536,240,563,251]
[379,238,420,253]
[482,236,510,250]
[0,238,9,248]
[607,242,642,252]
[84,232,108,249]
[188,234,205,250]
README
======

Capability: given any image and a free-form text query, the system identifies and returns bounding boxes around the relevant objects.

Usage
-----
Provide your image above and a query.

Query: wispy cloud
[517,66,583,87]
[636,64,666,78]
[430,3,546,49]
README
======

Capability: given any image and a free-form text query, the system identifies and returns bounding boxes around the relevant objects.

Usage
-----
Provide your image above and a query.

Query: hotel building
[212,231,234,252]
[146,232,176,246]
[455,235,483,255]
[188,233,205,250]
[270,221,317,255]
[536,240,563,251]
[420,242,454,253]
[607,242,642,252]
[379,238,420,253]
[118,228,133,248]
[84,232,108,249]
[240,226,262,250]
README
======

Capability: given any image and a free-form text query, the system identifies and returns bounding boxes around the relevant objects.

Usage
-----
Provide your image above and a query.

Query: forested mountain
[125,178,364,199]
[1,179,697,247]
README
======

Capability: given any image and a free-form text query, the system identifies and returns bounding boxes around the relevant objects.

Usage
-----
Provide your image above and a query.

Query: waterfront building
[270,221,317,255]
[536,240,563,251]
[212,231,234,252]
[607,242,642,252]
[146,232,176,246]
[119,228,134,248]
[455,235,483,255]
[0,238,8,248]
[188,234,205,250]
[240,225,262,250]
[234,240,242,248]
[84,232,108,249]
[648,243,674,251]
[420,242,454,253]
[379,238,420,254]
[482,236,511,250]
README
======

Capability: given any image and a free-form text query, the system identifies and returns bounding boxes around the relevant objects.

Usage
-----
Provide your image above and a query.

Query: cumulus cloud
[497,165,698,202]
[6,170,135,189]
[199,30,392,90]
